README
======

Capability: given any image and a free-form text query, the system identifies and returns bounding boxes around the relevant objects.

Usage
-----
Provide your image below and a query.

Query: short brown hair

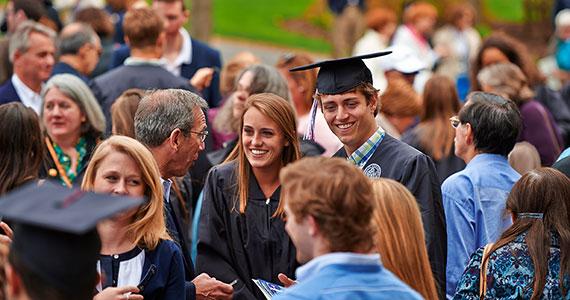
[280,157,375,252]
[123,8,163,49]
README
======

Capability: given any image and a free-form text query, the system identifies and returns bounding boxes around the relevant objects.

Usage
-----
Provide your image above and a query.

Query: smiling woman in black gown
[197,93,301,299]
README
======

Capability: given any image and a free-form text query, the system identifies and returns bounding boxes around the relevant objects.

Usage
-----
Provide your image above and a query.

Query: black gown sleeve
[196,166,257,299]
[400,154,447,299]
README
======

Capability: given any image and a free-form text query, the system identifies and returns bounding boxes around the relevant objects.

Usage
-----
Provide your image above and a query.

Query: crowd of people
[0,0,570,299]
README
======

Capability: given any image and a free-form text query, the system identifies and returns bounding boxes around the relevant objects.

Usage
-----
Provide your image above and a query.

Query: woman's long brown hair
[481,168,570,300]
[371,179,439,300]
[0,103,43,195]
[415,75,461,160]
[225,93,301,217]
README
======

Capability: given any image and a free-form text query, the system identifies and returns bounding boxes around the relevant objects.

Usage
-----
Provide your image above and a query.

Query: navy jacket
[164,194,196,300]
[51,62,89,83]
[111,38,222,108]
[0,79,21,105]
[99,240,185,300]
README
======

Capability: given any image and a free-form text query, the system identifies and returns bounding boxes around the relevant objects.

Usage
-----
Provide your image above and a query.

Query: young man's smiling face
[320,89,378,155]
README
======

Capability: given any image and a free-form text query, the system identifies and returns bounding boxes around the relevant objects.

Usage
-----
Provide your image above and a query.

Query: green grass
[483,0,525,23]
[212,0,330,53]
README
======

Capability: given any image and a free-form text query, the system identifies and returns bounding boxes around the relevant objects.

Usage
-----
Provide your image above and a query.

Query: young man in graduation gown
[290,52,447,298]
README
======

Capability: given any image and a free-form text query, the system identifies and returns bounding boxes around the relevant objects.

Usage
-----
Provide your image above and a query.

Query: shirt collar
[164,28,193,76]
[124,57,168,67]
[347,127,385,167]
[296,252,382,282]
[160,178,172,203]
[466,153,508,169]
[11,74,42,114]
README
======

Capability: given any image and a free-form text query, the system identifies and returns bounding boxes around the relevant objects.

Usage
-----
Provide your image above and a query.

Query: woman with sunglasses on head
[197,93,301,299]
[454,167,570,299]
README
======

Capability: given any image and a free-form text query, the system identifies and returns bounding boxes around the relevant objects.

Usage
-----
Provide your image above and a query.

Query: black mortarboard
[289,51,392,94]
[0,181,144,297]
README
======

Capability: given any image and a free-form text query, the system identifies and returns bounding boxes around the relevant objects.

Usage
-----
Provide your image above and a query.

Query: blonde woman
[371,178,438,300]
[82,135,184,299]
[197,93,301,299]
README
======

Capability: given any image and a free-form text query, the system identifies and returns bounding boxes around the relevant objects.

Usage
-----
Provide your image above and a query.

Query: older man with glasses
[135,89,233,300]
[443,92,522,299]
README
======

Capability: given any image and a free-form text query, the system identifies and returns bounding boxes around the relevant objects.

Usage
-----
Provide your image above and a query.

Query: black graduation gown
[196,161,298,300]
[334,134,447,299]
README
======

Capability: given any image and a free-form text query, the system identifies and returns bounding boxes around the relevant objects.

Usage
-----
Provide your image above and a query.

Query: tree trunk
[190,0,212,41]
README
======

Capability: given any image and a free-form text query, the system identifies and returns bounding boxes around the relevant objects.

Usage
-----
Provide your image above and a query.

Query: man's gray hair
[58,23,98,56]
[9,21,56,63]
[41,74,106,136]
[135,89,208,148]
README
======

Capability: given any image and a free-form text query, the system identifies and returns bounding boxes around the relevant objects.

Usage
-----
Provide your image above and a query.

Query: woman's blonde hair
[371,179,438,300]
[225,93,301,217]
[81,135,170,250]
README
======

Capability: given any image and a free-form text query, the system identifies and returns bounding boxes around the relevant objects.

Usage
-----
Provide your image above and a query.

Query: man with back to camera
[90,7,195,133]
[443,92,522,299]
[273,156,422,300]
[290,52,447,298]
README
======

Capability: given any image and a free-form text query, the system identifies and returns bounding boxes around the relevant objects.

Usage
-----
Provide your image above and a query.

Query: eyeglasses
[449,116,461,129]
[190,130,208,142]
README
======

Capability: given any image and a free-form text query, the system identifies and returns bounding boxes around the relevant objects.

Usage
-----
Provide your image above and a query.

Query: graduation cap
[289,51,391,140]
[289,51,392,95]
[0,181,144,297]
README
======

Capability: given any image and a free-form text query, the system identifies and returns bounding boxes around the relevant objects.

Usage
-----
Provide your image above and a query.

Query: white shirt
[160,177,172,203]
[11,74,42,114]
[164,28,193,77]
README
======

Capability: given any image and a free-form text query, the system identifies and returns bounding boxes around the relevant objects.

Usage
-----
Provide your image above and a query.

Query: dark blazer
[0,79,21,106]
[90,63,194,134]
[164,191,196,300]
[110,38,222,108]
[51,62,89,83]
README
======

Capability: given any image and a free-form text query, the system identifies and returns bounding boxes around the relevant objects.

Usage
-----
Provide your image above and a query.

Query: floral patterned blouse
[52,136,88,185]
[453,232,570,299]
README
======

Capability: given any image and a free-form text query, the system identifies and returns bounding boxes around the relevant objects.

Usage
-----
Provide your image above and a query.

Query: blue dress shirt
[442,153,520,299]
[273,252,422,300]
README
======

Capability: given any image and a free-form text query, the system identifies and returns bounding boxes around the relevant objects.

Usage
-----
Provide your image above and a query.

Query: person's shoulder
[441,169,474,197]
[383,134,427,161]
[206,161,238,189]
[191,38,221,58]
[93,64,128,82]
[0,79,18,103]
[155,239,183,255]
[0,78,13,93]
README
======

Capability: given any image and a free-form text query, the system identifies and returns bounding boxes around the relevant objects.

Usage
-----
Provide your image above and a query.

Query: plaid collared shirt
[347,127,385,168]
